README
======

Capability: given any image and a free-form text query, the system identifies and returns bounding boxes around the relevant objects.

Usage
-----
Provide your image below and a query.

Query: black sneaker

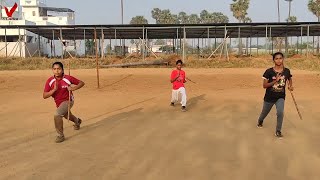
[257,123,263,128]
[170,102,175,106]
[275,131,283,138]
[181,106,186,112]
[73,118,82,130]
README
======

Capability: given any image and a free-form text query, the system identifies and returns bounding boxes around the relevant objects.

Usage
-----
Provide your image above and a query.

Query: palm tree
[308,0,320,53]
[230,0,250,55]
[230,0,250,23]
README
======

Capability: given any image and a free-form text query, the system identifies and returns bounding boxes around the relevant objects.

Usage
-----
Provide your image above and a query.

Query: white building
[128,44,164,54]
[0,0,76,57]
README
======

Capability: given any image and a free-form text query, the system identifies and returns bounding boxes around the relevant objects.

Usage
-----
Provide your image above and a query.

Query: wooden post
[60,28,63,59]
[300,27,303,55]
[84,29,86,57]
[38,28,41,57]
[142,26,145,61]
[307,25,310,58]
[5,27,7,57]
[183,26,186,62]
[18,27,22,58]
[74,28,76,58]
[265,25,268,55]
[94,28,100,88]
[101,28,105,59]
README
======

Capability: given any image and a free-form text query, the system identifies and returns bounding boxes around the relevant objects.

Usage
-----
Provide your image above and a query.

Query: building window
[32,11,36,16]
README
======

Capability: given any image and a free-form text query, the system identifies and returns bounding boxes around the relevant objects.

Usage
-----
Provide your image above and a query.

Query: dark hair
[176,60,183,65]
[273,52,284,60]
[52,62,64,69]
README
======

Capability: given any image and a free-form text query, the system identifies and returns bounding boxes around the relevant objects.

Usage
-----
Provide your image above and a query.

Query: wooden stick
[290,91,303,120]
[67,89,71,122]
[67,58,71,122]
[186,77,196,84]
[207,35,229,59]
[139,38,159,59]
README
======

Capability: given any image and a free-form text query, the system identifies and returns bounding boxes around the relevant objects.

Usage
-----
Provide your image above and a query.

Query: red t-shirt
[44,75,80,107]
[171,70,186,90]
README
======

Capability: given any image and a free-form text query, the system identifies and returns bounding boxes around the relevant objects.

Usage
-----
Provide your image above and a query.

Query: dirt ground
[1,68,320,180]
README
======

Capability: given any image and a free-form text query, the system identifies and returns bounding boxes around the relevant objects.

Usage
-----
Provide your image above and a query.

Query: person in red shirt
[43,62,85,143]
[170,60,187,112]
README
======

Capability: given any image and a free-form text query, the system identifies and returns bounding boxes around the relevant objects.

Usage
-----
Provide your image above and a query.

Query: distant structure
[0,0,75,57]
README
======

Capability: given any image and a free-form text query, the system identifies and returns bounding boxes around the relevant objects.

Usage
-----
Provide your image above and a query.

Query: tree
[230,0,250,23]
[130,16,148,55]
[200,10,229,23]
[308,0,320,21]
[188,14,200,24]
[151,8,178,24]
[200,10,211,23]
[130,16,148,24]
[230,0,250,55]
[308,0,320,53]
[85,40,94,55]
[286,16,297,22]
[160,9,178,24]
[211,12,229,23]
[151,8,162,24]
[178,12,189,24]
[243,17,252,23]
[152,8,228,24]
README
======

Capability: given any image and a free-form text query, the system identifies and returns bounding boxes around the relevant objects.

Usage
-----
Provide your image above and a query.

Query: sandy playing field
[0,68,320,180]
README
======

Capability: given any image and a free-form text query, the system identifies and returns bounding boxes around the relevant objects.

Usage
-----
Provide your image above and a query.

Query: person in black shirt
[257,52,294,138]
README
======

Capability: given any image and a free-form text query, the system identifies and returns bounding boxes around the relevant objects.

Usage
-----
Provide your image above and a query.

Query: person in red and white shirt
[170,60,187,112]
[43,62,85,143]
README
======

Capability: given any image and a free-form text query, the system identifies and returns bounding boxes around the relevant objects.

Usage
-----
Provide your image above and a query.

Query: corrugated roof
[0,22,319,40]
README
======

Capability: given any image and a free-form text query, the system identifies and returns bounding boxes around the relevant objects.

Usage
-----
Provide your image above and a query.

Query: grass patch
[0,54,319,71]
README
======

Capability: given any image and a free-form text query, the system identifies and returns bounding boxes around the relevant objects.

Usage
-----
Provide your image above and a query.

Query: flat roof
[40,7,74,13]
[0,22,319,40]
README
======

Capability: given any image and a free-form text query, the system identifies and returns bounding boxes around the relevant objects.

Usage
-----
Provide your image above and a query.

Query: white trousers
[171,87,187,107]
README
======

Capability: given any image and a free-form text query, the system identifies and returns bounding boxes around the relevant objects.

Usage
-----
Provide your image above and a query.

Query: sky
[44,0,317,24]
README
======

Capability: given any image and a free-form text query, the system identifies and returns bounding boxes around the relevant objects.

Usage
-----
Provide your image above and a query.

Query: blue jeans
[257,98,285,132]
